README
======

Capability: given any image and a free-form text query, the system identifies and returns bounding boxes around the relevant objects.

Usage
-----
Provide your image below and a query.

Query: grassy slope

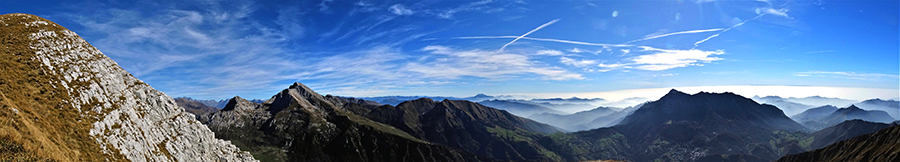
[0,13,124,161]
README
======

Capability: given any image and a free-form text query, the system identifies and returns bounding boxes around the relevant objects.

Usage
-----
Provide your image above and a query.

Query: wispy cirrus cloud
[405,45,584,81]
[389,4,414,15]
[795,71,899,81]
[757,7,791,18]
[67,1,307,99]
[436,0,494,19]
[560,57,598,68]
[805,50,834,54]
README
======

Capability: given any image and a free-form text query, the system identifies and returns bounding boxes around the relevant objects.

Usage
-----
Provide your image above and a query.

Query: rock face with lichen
[0,13,256,161]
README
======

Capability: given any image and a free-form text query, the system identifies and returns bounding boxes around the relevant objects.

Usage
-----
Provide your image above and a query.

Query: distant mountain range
[175,85,900,162]
[529,104,642,131]
[855,98,900,119]
[176,97,266,108]
[477,99,565,117]
[752,96,815,116]
[793,105,895,131]
[358,93,504,106]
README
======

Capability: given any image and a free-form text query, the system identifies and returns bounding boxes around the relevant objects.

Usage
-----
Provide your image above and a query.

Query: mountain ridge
[0,13,255,161]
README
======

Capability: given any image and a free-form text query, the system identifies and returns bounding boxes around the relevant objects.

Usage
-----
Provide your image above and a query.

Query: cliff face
[0,13,256,161]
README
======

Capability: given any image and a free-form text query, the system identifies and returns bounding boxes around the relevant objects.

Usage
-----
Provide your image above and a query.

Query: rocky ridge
[0,13,255,161]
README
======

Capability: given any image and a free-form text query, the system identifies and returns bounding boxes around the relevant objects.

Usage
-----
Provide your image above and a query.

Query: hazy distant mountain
[778,124,900,162]
[785,96,857,107]
[542,89,809,161]
[798,105,895,131]
[752,96,815,116]
[790,105,839,122]
[202,83,480,161]
[176,97,266,108]
[360,94,502,106]
[529,106,620,131]
[805,119,892,150]
[478,99,565,117]
[174,97,220,120]
[854,98,899,120]
[577,105,641,130]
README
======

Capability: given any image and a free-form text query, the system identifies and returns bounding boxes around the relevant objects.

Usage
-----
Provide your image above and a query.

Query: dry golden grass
[0,13,121,162]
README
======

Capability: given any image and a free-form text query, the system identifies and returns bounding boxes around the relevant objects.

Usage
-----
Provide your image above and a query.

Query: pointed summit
[222,96,257,111]
[659,89,690,100]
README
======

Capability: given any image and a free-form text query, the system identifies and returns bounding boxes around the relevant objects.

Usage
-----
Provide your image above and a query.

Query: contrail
[454,36,632,48]
[625,28,725,44]
[498,19,560,53]
[693,14,763,50]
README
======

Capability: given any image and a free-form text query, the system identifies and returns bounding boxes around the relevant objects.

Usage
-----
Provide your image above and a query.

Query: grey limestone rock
[9,13,257,162]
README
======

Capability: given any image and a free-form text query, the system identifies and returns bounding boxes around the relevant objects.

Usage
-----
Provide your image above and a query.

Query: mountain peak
[846,104,862,110]
[473,93,490,97]
[222,96,256,111]
[660,89,690,99]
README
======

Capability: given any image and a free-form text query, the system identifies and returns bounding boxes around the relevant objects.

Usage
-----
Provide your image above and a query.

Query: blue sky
[3,0,898,101]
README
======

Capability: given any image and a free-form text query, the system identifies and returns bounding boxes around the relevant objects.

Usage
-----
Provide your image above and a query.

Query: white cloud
[437,0,494,19]
[536,50,564,56]
[757,7,790,18]
[569,48,583,53]
[795,71,899,81]
[596,63,630,72]
[620,49,630,56]
[389,4,414,15]
[632,49,724,71]
[560,57,597,67]
[407,45,584,80]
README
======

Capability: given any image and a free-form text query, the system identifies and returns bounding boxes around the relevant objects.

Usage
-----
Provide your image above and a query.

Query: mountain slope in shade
[805,119,892,150]
[777,124,900,162]
[0,13,255,161]
[363,98,567,161]
[478,99,565,117]
[203,83,481,162]
[543,89,809,162]
[800,105,895,131]
[616,89,807,161]
[855,98,899,120]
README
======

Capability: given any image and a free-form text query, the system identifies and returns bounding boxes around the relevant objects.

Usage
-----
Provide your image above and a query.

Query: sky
[2,0,898,102]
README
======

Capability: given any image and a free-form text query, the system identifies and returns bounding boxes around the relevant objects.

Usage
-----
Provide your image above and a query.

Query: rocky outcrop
[0,13,255,161]
[203,82,479,162]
